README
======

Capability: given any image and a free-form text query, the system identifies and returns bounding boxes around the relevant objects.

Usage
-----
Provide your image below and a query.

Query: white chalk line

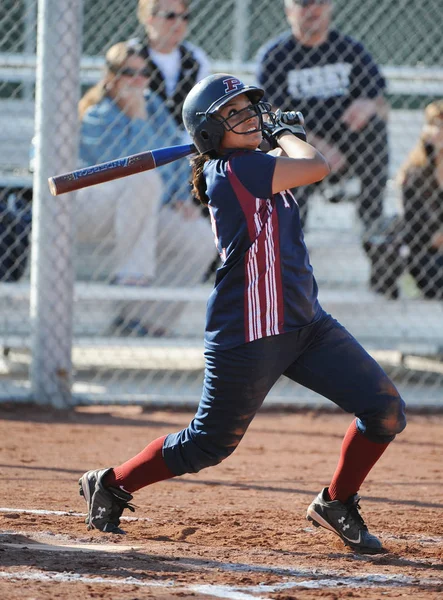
[1,532,442,594]
[1,542,141,554]
[0,507,149,522]
[1,507,442,598]
[1,532,440,574]
[382,533,443,545]
[0,567,441,599]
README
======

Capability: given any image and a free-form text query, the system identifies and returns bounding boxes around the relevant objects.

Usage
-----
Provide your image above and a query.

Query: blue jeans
[163,313,406,475]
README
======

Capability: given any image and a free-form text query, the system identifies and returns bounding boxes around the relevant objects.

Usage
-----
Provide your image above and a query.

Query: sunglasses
[292,0,331,6]
[112,66,151,78]
[153,11,190,21]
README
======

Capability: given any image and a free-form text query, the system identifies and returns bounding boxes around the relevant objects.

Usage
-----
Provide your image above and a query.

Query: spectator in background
[397,100,443,299]
[130,0,219,280]
[77,42,164,289]
[130,0,211,134]
[77,41,215,335]
[256,0,389,234]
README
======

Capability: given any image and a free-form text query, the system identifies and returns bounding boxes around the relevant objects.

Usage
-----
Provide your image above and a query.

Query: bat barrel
[48,143,196,196]
[48,152,156,196]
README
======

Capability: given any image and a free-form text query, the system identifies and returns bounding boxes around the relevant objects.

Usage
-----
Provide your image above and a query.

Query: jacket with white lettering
[203,150,323,350]
[256,30,385,135]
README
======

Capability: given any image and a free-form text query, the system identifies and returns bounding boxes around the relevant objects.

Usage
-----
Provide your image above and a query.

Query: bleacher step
[1,287,441,354]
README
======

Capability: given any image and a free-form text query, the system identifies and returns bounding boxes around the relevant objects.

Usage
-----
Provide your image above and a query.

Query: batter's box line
[0,506,150,522]
[0,567,441,598]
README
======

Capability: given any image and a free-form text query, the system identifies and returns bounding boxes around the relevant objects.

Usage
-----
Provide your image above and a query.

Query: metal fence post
[30,0,83,408]
[232,0,250,70]
[23,0,37,100]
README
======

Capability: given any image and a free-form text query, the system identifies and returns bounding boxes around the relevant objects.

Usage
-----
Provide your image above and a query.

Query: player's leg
[79,333,300,533]
[283,314,406,552]
[154,334,301,476]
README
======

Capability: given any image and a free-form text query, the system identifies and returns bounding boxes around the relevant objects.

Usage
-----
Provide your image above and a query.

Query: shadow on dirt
[170,478,443,510]
[0,403,185,429]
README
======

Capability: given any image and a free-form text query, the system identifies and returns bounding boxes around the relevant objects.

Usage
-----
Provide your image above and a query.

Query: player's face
[217,94,263,151]
[143,0,189,53]
[285,0,332,46]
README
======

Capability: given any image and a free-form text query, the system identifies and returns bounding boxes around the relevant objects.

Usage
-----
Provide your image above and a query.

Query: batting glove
[264,110,307,148]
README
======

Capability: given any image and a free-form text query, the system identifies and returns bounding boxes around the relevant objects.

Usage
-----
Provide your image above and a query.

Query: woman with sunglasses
[132,0,211,130]
[77,42,215,335]
[78,74,406,554]
[129,0,217,279]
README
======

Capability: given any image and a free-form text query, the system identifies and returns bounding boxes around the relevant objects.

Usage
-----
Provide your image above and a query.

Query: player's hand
[265,110,307,148]
[341,99,379,132]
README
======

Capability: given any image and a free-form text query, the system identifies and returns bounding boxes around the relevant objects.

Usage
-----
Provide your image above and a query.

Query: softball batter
[79,73,406,554]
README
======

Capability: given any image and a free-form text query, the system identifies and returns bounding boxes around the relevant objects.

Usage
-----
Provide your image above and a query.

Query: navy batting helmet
[182,73,270,154]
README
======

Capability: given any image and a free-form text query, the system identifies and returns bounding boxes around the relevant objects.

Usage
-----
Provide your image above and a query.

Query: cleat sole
[306,515,320,527]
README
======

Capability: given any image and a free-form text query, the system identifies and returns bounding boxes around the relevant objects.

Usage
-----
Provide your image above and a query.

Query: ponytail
[190,153,214,206]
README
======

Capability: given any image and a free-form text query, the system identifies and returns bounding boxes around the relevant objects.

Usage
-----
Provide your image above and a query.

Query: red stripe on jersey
[227,159,257,241]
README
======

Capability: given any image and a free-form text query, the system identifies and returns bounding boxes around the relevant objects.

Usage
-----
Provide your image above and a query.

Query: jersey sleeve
[229,151,276,199]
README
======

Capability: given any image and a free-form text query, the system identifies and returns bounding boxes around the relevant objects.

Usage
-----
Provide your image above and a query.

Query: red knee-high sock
[103,435,174,494]
[328,419,390,503]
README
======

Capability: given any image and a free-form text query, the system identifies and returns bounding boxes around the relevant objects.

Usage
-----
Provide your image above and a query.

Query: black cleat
[306,488,384,554]
[78,468,135,534]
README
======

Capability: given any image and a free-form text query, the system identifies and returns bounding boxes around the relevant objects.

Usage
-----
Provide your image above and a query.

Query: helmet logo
[223,77,243,94]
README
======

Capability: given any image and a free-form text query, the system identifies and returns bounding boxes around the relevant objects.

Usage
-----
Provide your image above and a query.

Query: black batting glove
[268,110,307,146]
[261,122,279,150]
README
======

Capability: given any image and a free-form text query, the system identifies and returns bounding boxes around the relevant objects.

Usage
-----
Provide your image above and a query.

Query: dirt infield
[0,404,442,599]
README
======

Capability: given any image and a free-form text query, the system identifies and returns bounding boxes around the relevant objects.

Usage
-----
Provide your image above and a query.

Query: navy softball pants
[163,313,406,476]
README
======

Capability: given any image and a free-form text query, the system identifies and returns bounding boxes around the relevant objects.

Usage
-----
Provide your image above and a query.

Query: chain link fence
[0,0,442,408]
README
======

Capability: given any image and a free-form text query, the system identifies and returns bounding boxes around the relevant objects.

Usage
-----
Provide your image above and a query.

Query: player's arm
[272,136,330,193]
[268,147,287,158]
[265,111,329,193]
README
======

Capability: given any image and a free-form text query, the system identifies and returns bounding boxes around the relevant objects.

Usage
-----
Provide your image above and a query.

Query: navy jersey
[203,150,322,350]
[256,30,386,134]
